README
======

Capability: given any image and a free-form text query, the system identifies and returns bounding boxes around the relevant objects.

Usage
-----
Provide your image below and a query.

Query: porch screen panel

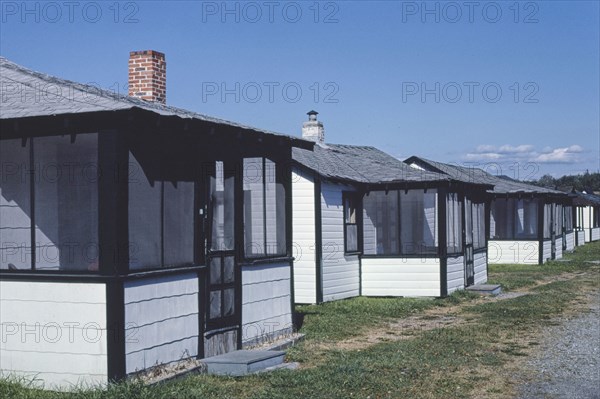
[129,152,161,270]
[243,158,264,257]
[446,193,462,253]
[515,199,537,239]
[0,139,32,270]
[543,203,552,239]
[34,134,99,271]
[554,204,563,235]
[362,191,398,255]
[465,198,473,245]
[472,202,486,250]
[211,162,234,251]
[564,206,573,232]
[265,159,286,256]
[399,190,437,255]
[164,181,194,266]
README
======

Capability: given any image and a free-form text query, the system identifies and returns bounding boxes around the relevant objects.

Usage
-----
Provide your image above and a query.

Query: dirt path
[517,292,600,399]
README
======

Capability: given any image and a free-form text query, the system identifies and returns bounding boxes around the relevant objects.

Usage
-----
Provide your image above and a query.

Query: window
[554,204,563,235]
[543,203,552,239]
[400,190,437,255]
[472,202,486,250]
[446,193,462,254]
[362,189,438,256]
[129,152,195,270]
[363,190,398,255]
[343,192,360,253]
[207,254,236,327]
[210,161,234,251]
[243,158,286,258]
[564,206,573,232]
[0,139,32,270]
[1,134,100,272]
[491,198,538,240]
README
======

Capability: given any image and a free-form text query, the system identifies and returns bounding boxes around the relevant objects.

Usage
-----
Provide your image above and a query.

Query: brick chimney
[128,50,166,104]
[302,110,325,144]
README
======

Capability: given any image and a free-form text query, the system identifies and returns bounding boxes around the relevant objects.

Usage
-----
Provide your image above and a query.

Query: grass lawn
[2,242,599,398]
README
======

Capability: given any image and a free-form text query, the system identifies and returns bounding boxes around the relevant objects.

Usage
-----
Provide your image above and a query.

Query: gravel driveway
[518,293,600,398]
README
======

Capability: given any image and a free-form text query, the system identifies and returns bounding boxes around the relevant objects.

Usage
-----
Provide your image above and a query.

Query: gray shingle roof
[405,156,564,195]
[570,190,600,206]
[0,57,310,146]
[293,144,458,184]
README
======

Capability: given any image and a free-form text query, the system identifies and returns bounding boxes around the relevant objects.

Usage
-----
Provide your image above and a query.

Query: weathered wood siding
[241,262,292,346]
[474,251,488,285]
[542,239,552,263]
[124,273,199,374]
[565,231,575,251]
[446,255,465,294]
[291,168,317,304]
[488,240,539,264]
[361,258,441,297]
[0,281,107,389]
[320,182,360,302]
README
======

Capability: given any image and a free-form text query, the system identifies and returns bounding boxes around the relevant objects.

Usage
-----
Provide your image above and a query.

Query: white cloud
[463,143,584,165]
[533,145,583,163]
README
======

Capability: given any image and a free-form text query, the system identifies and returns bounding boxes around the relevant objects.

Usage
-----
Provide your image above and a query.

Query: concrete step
[201,350,286,376]
[466,284,502,296]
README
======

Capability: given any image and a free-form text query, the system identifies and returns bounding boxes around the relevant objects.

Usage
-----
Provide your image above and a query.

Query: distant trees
[526,171,600,192]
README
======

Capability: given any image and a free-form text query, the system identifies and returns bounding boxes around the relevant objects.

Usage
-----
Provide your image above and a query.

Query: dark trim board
[438,187,448,297]
[106,280,125,382]
[314,177,323,304]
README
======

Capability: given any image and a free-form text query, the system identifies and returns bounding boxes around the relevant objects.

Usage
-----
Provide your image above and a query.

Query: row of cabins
[1,53,599,389]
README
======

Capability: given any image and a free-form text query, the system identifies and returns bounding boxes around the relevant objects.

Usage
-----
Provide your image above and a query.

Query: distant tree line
[526,171,600,193]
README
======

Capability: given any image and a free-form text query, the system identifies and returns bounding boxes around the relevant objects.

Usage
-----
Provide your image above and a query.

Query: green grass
[2,242,599,399]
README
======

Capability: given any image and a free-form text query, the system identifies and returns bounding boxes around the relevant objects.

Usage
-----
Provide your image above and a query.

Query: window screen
[34,134,99,271]
[472,202,486,250]
[243,158,286,258]
[210,162,234,251]
[491,198,537,240]
[400,190,437,255]
[362,190,398,255]
[129,152,161,270]
[129,151,195,270]
[564,206,573,232]
[343,192,359,253]
[0,139,32,270]
[543,203,552,239]
[464,198,473,245]
[554,204,563,235]
[515,199,538,239]
[446,193,463,253]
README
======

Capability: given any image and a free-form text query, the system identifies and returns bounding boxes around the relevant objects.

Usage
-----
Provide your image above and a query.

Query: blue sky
[1,0,598,179]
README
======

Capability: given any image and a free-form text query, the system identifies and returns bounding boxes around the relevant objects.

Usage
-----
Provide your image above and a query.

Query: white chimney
[302,110,325,144]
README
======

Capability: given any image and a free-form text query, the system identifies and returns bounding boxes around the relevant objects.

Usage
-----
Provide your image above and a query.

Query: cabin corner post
[314,176,323,304]
[438,186,448,297]
[98,129,128,382]
[537,197,545,265]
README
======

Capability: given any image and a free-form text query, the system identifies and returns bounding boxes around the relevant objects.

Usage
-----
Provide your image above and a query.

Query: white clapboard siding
[291,168,317,304]
[592,228,600,242]
[554,238,563,260]
[241,262,292,345]
[361,258,440,297]
[488,240,539,264]
[565,232,575,251]
[577,230,585,246]
[320,182,360,302]
[0,281,107,389]
[124,273,199,374]
[541,240,552,263]
[446,255,465,294]
[473,251,488,285]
